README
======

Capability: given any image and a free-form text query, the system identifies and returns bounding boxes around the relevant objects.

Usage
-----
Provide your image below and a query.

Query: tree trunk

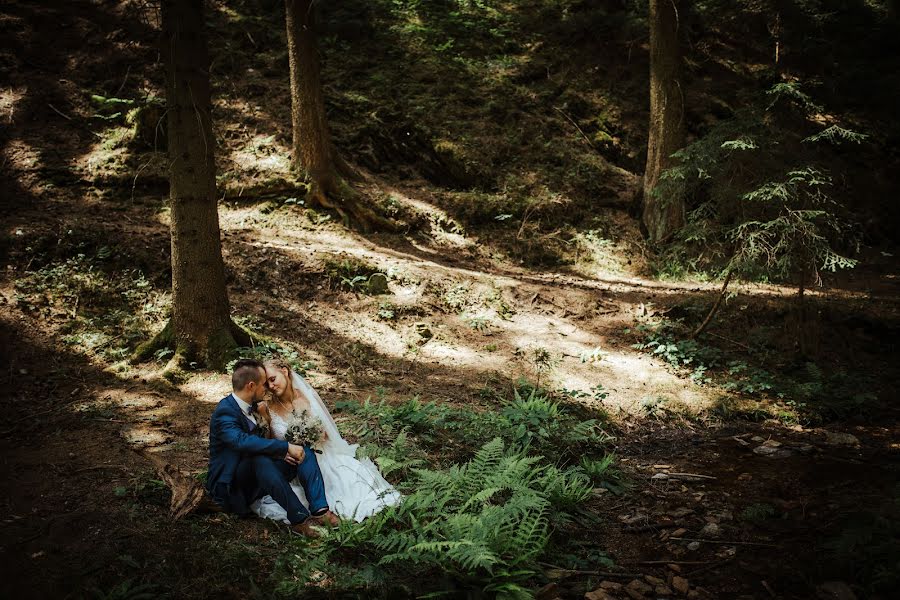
[642,0,685,245]
[284,0,397,232]
[152,0,245,370]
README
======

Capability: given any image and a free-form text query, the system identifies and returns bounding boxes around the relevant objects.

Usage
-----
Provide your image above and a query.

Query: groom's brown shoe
[314,510,339,527]
[290,519,324,538]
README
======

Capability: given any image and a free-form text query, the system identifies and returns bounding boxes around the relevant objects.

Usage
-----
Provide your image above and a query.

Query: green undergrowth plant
[322,256,384,293]
[14,253,168,362]
[632,318,880,424]
[274,438,595,599]
[336,384,614,467]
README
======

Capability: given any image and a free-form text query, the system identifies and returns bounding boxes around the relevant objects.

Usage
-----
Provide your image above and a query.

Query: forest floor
[2,172,899,600]
[2,1,900,599]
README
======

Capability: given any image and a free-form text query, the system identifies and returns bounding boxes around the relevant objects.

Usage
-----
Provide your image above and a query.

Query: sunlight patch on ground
[180,372,231,404]
[419,339,507,370]
[592,352,716,413]
[381,188,477,251]
[0,86,26,127]
[229,133,291,176]
[2,137,40,172]
[216,193,724,418]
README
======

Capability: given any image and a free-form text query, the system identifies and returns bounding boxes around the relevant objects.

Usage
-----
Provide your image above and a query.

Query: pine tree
[133,0,249,371]
[284,0,396,232]
[642,0,685,244]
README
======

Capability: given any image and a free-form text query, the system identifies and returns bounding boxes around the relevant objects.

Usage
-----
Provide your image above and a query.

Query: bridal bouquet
[284,409,325,452]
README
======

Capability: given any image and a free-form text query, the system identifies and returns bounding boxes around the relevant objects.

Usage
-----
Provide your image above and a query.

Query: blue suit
[206,394,328,524]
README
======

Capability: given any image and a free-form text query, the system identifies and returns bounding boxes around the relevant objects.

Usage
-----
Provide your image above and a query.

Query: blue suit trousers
[226,446,328,524]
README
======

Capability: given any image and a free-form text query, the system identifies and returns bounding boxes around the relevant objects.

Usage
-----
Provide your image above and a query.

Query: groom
[206,359,337,537]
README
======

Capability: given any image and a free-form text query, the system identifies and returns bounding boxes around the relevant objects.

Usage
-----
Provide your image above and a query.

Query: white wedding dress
[250,372,401,523]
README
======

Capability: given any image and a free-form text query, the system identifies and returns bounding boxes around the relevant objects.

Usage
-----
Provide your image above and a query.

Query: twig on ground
[72,465,132,474]
[48,103,72,120]
[683,558,734,578]
[624,521,678,533]
[554,106,595,150]
[666,472,717,480]
[627,560,714,566]
[706,331,753,351]
[670,537,778,547]
[692,269,733,338]
[538,562,643,579]
[114,65,132,96]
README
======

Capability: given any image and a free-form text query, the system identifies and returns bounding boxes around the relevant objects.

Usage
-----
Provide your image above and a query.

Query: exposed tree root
[306,175,401,233]
[131,319,258,373]
[146,454,219,520]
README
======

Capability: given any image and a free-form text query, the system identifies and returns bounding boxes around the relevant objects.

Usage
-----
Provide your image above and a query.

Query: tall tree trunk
[642,0,685,245]
[284,0,397,232]
[135,0,247,371]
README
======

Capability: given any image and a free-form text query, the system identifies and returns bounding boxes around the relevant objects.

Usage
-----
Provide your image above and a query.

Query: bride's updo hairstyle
[263,357,291,373]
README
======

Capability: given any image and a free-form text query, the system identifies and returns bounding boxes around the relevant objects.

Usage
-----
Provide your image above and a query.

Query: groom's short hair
[232,359,264,391]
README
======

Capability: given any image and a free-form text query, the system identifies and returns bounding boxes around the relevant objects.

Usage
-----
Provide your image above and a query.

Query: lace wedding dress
[250,372,401,523]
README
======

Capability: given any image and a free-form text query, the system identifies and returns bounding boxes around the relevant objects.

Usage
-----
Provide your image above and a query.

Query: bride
[250,359,401,523]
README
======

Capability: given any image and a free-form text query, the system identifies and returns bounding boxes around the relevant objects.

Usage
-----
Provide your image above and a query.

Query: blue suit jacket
[206,394,289,514]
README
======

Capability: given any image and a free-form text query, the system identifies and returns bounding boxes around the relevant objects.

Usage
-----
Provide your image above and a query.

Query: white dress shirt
[232,392,257,426]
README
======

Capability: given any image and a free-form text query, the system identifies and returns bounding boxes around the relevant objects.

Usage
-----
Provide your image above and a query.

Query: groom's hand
[285,443,305,465]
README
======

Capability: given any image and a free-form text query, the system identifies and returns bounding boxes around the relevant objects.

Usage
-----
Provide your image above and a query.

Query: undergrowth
[270,385,618,598]
[13,252,168,363]
[336,385,615,468]
[275,438,597,599]
[630,318,879,424]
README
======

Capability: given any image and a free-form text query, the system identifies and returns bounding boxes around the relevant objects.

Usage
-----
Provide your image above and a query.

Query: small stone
[655,585,674,596]
[668,507,694,519]
[19,368,28,375]
[652,473,670,480]
[599,581,623,591]
[671,528,688,537]
[672,576,690,595]
[537,582,561,600]
[816,581,858,600]
[700,523,722,538]
[585,590,614,600]
[414,322,432,339]
[366,273,390,294]
[750,436,765,442]
[762,439,782,447]
[626,579,653,595]
[645,575,665,586]
[753,445,793,457]
[687,541,701,551]
[622,513,649,525]
[824,432,860,446]
[667,563,682,573]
